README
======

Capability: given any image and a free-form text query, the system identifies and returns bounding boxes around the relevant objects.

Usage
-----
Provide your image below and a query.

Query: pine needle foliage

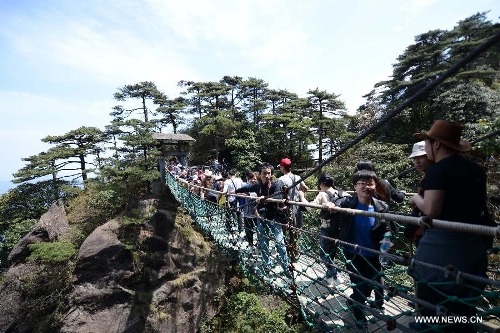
[27,242,76,263]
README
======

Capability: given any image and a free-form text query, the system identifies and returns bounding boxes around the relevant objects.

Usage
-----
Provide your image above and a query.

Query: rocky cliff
[0,191,229,333]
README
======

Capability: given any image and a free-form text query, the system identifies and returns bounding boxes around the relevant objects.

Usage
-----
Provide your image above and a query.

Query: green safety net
[166,174,500,332]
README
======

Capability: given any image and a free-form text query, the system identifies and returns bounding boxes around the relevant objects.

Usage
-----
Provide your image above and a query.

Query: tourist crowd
[168,120,492,332]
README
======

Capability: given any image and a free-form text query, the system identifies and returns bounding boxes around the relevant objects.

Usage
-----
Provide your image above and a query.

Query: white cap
[409,141,427,158]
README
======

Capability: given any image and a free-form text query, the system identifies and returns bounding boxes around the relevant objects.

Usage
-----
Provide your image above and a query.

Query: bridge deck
[238,243,418,333]
[172,184,499,333]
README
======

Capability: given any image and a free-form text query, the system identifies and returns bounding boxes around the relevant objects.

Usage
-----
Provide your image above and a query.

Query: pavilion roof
[152,133,196,143]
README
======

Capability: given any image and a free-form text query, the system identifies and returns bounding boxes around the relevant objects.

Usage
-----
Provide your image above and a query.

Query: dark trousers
[228,200,243,232]
[344,251,384,310]
[244,217,256,246]
[320,226,338,277]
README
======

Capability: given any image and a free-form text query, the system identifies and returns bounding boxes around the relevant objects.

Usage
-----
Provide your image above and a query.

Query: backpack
[320,189,345,237]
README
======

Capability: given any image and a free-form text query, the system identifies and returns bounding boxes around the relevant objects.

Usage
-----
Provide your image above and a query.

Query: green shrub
[122,215,144,226]
[201,291,312,333]
[20,262,74,332]
[27,242,76,263]
[0,218,37,268]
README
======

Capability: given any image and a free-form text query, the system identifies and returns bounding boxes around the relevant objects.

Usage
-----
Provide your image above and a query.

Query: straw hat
[413,120,471,152]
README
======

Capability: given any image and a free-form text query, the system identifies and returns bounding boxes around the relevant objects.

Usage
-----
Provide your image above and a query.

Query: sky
[0,0,499,192]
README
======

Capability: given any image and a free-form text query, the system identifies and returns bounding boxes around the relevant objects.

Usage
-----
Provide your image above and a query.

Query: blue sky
[0,0,498,190]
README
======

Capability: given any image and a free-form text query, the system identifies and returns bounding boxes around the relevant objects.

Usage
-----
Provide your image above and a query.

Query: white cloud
[399,0,436,13]
[144,0,314,70]
[1,2,198,91]
[145,0,279,48]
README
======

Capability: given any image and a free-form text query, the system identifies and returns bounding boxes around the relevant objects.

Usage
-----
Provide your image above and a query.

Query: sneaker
[334,275,344,284]
[271,265,283,273]
[324,268,337,278]
[319,270,336,281]
[319,272,343,285]
[317,274,329,281]
[369,302,385,311]
[323,277,335,286]
[346,299,367,328]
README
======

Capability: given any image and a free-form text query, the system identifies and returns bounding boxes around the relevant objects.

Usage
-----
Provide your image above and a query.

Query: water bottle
[379,232,393,268]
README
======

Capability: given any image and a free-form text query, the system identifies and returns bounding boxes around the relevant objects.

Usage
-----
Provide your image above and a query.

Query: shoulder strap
[285,174,297,198]
[325,190,335,202]
[291,175,297,194]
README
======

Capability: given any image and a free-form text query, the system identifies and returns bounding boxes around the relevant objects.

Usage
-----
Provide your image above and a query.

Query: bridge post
[152,133,196,195]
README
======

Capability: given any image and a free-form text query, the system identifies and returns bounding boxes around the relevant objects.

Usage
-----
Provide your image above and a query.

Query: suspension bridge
[157,30,500,332]
[165,173,500,333]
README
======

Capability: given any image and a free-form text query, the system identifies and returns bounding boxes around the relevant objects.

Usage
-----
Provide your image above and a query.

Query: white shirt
[222,176,244,202]
[276,173,306,201]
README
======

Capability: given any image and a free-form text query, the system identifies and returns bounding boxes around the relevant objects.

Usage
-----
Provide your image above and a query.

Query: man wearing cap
[275,158,309,261]
[409,120,487,332]
[404,141,433,245]
[408,141,431,173]
[275,158,309,227]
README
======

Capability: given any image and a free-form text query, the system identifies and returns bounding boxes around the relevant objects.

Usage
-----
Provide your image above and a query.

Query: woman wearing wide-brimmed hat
[408,120,487,332]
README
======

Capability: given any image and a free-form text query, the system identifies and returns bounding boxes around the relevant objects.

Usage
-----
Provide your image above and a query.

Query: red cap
[279,158,292,168]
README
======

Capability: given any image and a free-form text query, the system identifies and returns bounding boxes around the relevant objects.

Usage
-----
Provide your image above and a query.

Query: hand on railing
[323,201,336,212]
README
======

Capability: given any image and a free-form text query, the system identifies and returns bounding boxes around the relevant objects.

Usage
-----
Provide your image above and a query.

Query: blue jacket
[334,196,396,246]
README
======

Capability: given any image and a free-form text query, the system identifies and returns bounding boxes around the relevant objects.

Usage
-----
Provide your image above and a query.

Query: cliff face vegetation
[0,187,229,333]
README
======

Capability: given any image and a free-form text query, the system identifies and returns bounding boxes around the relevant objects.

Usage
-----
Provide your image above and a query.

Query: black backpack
[320,189,345,237]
